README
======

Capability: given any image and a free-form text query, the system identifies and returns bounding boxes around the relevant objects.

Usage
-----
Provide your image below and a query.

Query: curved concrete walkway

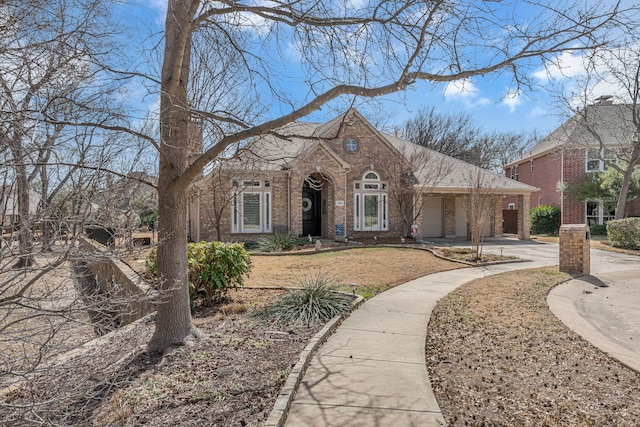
[285,239,640,426]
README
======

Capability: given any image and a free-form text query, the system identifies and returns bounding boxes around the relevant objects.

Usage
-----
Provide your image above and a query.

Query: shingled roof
[506,103,638,168]
[206,110,538,195]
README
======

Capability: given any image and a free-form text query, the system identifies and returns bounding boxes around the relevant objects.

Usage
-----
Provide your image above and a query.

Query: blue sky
[115,0,633,139]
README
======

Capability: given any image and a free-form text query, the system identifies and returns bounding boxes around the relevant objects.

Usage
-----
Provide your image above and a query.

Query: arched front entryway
[302,180,322,236]
[302,174,333,237]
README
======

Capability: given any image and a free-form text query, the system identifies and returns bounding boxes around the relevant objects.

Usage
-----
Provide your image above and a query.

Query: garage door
[455,197,467,237]
[422,197,443,237]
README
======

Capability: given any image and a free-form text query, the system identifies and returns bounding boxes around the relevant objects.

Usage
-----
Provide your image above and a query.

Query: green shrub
[607,218,640,249]
[255,232,299,252]
[530,205,561,235]
[252,271,353,327]
[589,224,607,235]
[145,249,158,276]
[145,241,252,306]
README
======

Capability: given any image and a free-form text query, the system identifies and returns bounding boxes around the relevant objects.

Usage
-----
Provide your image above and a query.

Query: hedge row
[607,218,640,250]
[530,205,561,235]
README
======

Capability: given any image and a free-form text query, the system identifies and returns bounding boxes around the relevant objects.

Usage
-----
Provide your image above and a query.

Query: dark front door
[502,209,518,234]
[302,185,321,236]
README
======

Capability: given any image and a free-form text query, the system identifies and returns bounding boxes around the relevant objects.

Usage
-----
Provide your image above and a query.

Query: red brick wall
[503,149,563,210]
[505,146,640,225]
[628,199,640,217]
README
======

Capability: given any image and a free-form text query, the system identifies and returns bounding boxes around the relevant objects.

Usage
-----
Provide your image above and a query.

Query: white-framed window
[508,203,515,210]
[231,180,272,233]
[510,165,519,181]
[585,200,615,226]
[586,148,617,172]
[353,172,388,231]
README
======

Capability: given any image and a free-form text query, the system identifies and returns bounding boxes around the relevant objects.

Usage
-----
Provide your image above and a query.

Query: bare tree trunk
[148,0,202,353]
[12,146,34,268]
[615,165,634,220]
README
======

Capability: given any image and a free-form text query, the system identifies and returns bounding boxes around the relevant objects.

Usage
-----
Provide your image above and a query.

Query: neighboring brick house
[504,100,640,228]
[190,109,537,243]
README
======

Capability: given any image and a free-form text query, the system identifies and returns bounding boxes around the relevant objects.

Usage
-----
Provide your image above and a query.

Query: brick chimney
[593,95,614,105]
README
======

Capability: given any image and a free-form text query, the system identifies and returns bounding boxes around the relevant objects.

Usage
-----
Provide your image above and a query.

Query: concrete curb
[252,243,528,268]
[264,294,365,427]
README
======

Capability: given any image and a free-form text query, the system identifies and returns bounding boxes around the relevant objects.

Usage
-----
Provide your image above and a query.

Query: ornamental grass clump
[252,271,353,327]
[254,232,300,252]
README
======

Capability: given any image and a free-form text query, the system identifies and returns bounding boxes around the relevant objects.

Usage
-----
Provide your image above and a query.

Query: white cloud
[502,90,522,113]
[443,79,490,108]
[533,50,587,81]
[444,78,478,100]
[285,41,303,63]
[344,0,368,9]
[535,42,640,108]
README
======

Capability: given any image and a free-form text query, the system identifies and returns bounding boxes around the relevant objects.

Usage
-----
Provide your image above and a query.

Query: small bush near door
[530,205,561,235]
[255,232,300,252]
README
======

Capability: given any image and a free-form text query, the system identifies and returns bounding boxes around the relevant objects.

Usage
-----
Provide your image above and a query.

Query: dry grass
[245,247,461,297]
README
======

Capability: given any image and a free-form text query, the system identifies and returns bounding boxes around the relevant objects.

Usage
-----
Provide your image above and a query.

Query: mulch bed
[1,288,321,426]
[426,267,640,426]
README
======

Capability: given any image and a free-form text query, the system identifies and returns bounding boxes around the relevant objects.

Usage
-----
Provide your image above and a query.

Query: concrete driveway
[547,249,640,371]
[480,238,640,372]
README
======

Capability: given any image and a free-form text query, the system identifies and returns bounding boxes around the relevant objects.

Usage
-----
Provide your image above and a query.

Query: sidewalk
[285,240,557,426]
[285,240,640,426]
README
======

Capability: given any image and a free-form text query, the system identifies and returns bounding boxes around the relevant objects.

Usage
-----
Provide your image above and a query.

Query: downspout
[287,170,291,233]
[560,148,564,224]
[344,167,348,240]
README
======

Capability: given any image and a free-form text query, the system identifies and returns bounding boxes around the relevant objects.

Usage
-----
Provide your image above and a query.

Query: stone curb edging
[252,243,528,267]
[264,294,365,427]
[423,246,530,266]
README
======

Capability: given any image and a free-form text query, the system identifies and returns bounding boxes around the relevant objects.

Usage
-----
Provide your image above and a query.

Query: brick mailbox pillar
[559,224,590,276]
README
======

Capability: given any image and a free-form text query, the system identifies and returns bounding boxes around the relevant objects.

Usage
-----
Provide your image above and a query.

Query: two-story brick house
[504,100,640,229]
[190,109,538,242]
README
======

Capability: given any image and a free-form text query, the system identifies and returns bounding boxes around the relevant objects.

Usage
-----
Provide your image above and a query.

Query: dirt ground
[0,253,96,390]
[426,267,640,426]
[2,247,462,426]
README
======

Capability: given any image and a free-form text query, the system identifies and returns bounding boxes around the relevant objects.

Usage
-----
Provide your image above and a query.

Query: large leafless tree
[401,107,537,173]
[553,26,640,220]
[150,0,626,352]
[0,0,137,265]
